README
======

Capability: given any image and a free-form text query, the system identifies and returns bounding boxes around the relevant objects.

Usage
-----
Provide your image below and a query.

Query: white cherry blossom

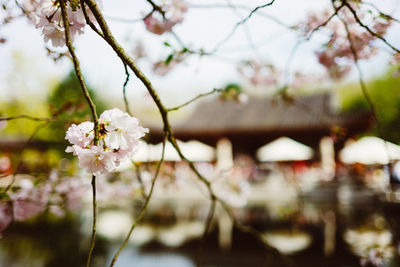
[65,108,148,175]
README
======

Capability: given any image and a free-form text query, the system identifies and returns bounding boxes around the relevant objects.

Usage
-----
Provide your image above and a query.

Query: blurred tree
[46,71,107,142]
[339,66,400,143]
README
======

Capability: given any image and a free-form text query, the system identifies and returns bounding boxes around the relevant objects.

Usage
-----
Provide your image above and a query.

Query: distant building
[147,93,372,157]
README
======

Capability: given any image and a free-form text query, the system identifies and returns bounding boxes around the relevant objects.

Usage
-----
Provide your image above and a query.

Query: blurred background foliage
[339,66,400,143]
[1,70,107,143]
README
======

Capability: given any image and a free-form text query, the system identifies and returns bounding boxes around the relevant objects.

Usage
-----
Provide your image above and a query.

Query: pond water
[2,185,400,267]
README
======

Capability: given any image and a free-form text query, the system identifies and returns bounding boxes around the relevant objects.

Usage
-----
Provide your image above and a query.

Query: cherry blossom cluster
[300,7,392,79]
[143,0,188,35]
[23,0,101,47]
[65,108,148,175]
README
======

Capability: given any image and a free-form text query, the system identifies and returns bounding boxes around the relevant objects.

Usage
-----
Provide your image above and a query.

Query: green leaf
[163,42,171,47]
[379,13,389,20]
[165,54,174,65]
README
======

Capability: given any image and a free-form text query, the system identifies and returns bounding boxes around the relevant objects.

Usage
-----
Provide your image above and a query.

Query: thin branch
[304,3,345,41]
[83,2,287,265]
[167,88,222,112]
[190,3,293,30]
[2,121,51,193]
[337,3,390,162]
[211,0,276,53]
[59,2,100,266]
[282,3,344,89]
[133,161,147,199]
[338,6,381,132]
[60,0,99,133]
[122,64,132,115]
[196,197,216,267]
[86,175,97,267]
[225,0,264,60]
[362,1,400,24]
[84,0,169,126]
[109,136,167,267]
[0,114,52,122]
[344,1,400,53]
[80,0,104,39]
[146,0,166,17]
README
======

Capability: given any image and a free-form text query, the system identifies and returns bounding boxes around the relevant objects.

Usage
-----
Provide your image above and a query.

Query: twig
[281,2,344,89]
[59,1,100,266]
[86,175,97,267]
[1,121,51,193]
[196,197,216,267]
[80,0,105,39]
[190,3,292,30]
[225,0,264,60]
[167,88,222,112]
[337,4,382,135]
[344,1,400,53]
[0,114,52,122]
[60,0,99,132]
[109,137,167,267]
[122,64,132,115]
[361,1,400,24]
[132,161,147,199]
[337,2,390,162]
[211,0,276,53]
[83,1,287,265]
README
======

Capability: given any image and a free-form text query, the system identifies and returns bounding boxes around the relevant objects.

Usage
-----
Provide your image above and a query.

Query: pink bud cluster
[23,0,101,47]
[65,108,149,175]
[144,0,188,35]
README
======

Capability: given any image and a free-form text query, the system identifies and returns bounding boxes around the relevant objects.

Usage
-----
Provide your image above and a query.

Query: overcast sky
[1,0,399,108]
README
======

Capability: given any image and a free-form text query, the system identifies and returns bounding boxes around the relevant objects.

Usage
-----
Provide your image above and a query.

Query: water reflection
[3,158,400,266]
[2,193,400,266]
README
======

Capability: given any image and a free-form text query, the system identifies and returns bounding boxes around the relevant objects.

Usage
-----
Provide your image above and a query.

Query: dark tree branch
[344,1,400,53]
[122,64,132,115]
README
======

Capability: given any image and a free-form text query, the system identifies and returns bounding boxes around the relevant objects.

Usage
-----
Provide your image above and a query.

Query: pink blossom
[144,15,175,35]
[100,108,148,150]
[143,0,188,35]
[65,121,94,149]
[75,145,118,175]
[23,0,102,47]
[298,7,393,80]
